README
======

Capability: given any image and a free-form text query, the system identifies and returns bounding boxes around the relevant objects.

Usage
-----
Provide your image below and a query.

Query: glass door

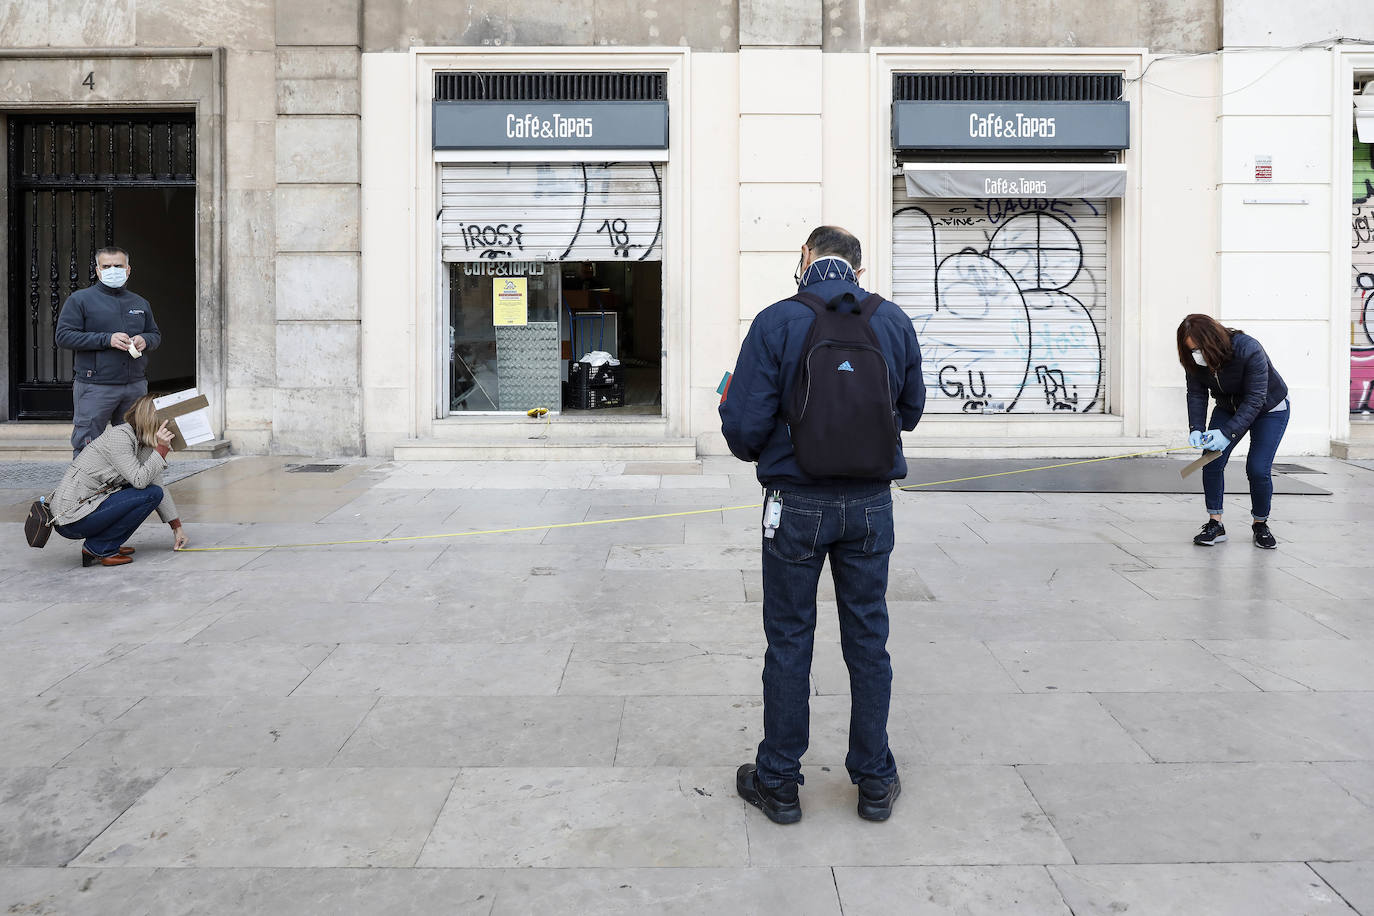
[447,260,561,413]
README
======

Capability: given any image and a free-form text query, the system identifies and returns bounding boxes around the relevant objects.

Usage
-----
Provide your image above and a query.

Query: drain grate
[1272,463,1321,474]
[286,463,343,473]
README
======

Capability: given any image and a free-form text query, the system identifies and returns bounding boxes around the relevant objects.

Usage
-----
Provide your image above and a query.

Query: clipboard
[1179,449,1224,479]
[154,393,211,451]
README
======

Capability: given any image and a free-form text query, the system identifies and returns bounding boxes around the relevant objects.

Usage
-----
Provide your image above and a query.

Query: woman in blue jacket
[1177,314,1289,549]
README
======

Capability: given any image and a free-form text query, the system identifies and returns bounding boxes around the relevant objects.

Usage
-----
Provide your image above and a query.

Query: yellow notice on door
[492,277,528,326]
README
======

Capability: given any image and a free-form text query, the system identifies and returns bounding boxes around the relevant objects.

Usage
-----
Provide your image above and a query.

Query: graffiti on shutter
[1352,136,1374,416]
[893,178,1109,414]
[441,163,662,263]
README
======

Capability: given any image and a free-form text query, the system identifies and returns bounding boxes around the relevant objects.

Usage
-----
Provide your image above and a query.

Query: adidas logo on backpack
[786,291,900,479]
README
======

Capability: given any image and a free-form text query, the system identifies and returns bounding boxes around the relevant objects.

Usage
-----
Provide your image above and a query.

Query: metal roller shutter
[893,177,1110,414]
[441,163,663,263]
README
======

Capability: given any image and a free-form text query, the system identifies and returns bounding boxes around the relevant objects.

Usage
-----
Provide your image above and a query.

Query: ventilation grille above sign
[436,71,666,102]
[895,72,1123,102]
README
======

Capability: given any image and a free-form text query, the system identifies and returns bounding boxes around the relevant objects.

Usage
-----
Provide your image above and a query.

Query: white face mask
[99,266,128,289]
[1191,349,1207,367]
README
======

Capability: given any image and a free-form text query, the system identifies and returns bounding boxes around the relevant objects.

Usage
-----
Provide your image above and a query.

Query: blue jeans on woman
[55,485,163,557]
[1202,404,1290,521]
[756,484,897,790]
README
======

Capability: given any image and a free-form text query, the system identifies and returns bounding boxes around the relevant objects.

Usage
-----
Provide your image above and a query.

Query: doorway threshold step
[0,435,232,460]
[393,437,697,461]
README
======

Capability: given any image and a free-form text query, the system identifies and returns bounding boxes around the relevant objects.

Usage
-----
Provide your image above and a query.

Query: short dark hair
[805,226,861,269]
[95,246,129,264]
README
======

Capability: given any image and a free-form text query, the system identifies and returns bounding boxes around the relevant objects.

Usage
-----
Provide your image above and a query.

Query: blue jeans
[756,484,897,788]
[1202,403,1290,521]
[55,485,163,557]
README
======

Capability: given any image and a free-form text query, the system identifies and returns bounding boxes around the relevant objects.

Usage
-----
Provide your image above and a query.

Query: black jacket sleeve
[897,316,926,431]
[1221,343,1271,441]
[1185,368,1210,432]
[55,293,111,351]
[719,318,783,463]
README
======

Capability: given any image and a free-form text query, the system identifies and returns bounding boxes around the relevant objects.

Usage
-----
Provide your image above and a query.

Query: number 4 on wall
[82,72,95,91]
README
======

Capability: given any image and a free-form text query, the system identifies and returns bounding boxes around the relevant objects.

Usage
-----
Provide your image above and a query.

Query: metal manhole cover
[286,463,343,473]
[1272,463,1321,474]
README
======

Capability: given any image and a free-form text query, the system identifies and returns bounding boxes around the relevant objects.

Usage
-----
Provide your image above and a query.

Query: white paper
[153,388,215,447]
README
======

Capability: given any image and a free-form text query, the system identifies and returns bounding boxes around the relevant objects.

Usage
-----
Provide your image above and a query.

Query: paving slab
[415,767,749,868]
[1317,762,1374,809]
[0,696,141,767]
[483,866,843,916]
[334,696,623,767]
[48,644,334,697]
[1019,763,1374,863]
[1310,862,1374,916]
[1090,598,1344,640]
[1049,863,1357,916]
[1201,640,1374,691]
[559,642,764,696]
[292,643,571,697]
[0,601,220,646]
[986,640,1260,693]
[745,765,1073,867]
[0,767,165,866]
[72,767,457,868]
[186,601,434,645]
[0,868,155,916]
[905,694,1151,765]
[59,696,377,768]
[1097,692,1374,763]
[833,865,1072,915]
[411,599,760,644]
[1279,596,1374,639]
[0,643,133,696]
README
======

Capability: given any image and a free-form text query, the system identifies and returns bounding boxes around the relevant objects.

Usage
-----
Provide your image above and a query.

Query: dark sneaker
[736,764,801,824]
[857,774,901,822]
[1252,522,1277,549]
[1193,519,1227,546]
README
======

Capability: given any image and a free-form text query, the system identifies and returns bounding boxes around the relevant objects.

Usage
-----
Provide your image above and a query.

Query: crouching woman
[50,395,188,567]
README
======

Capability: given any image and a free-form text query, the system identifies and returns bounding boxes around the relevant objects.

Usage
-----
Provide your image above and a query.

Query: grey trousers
[72,378,147,455]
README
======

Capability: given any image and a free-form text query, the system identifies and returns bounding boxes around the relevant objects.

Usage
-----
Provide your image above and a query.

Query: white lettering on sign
[984,177,1050,195]
[968,112,1058,141]
[505,112,594,140]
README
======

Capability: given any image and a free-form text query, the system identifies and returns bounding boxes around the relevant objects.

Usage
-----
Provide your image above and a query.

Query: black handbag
[25,497,54,548]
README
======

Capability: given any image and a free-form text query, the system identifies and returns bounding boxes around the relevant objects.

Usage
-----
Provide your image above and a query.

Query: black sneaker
[1252,522,1277,549]
[1193,519,1227,546]
[857,774,901,822]
[736,764,801,824]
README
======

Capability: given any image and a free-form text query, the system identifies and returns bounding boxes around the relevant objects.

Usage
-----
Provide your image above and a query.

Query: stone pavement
[2,454,1374,915]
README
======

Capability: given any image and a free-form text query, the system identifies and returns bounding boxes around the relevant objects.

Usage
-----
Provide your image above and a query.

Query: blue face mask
[99,266,129,289]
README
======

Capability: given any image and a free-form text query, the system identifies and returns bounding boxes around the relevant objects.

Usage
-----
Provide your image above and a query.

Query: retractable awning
[903,162,1128,199]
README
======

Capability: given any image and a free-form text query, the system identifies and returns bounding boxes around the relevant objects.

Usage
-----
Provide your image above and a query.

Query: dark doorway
[6,113,196,420]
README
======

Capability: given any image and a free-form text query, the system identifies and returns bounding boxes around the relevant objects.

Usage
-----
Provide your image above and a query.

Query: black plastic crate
[568,360,624,391]
[565,384,625,410]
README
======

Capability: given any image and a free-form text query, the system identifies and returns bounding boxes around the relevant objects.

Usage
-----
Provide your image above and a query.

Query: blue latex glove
[1201,429,1229,451]
[1188,430,1205,448]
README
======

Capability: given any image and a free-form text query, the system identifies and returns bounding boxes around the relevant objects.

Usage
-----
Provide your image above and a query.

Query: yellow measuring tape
[179,445,1196,552]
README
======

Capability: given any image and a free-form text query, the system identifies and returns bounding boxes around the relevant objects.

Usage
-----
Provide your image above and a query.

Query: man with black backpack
[720,225,925,824]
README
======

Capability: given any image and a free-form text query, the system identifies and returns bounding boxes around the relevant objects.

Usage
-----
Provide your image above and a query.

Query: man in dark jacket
[55,246,162,455]
[720,225,925,825]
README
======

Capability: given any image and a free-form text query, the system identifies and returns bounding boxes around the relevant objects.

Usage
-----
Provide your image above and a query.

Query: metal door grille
[436,71,665,101]
[894,72,1123,101]
[6,113,195,419]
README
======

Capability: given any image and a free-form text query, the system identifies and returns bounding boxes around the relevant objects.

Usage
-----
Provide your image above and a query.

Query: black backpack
[785,291,901,479]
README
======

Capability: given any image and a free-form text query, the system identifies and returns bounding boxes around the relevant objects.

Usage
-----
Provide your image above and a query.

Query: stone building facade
[1,1,1370,457]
